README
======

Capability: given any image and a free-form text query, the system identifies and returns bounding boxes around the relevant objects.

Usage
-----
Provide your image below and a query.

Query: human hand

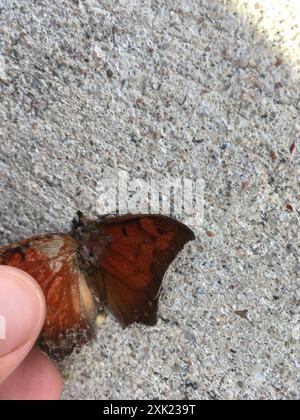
[0,266,62,400]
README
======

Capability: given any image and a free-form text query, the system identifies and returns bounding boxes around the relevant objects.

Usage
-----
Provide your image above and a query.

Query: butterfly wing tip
[189,230,196,241]
[183,226,196,243]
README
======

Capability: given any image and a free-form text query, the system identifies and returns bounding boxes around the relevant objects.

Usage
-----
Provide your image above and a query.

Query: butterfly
[0,212,195,356]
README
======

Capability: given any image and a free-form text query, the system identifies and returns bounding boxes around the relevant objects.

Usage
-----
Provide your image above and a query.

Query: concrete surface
[0,0,299,400]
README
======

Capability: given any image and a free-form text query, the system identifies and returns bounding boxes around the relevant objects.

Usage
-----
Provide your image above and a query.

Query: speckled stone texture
[0,0,299,400]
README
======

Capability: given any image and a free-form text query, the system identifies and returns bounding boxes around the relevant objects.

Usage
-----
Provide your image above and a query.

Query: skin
[0,266,63,400]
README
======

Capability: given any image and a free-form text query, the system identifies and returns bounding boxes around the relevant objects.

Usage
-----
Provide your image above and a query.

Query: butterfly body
[0,213,195,356]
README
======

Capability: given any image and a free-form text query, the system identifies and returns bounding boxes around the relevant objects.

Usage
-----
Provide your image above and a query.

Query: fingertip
[0,266,46,383]
[0,266,46,316]
[0,266,46,356]
[0,348,63,400]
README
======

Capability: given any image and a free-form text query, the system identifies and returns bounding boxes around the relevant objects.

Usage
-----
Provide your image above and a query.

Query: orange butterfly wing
[94,215,195,327]
[0,234,96,355]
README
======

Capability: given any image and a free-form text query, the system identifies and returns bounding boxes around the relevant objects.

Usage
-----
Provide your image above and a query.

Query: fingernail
[0,266,45,357]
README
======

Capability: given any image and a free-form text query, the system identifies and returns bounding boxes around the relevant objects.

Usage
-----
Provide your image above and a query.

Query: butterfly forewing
[94,215,195,327]
[0,234,96,355]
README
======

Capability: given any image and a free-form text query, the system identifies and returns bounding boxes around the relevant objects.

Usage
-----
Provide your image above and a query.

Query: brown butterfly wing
[0,234,96,355]
[94,215,195,327]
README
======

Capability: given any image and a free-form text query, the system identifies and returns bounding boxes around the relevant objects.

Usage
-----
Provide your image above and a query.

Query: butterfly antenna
[72,210,86,231]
